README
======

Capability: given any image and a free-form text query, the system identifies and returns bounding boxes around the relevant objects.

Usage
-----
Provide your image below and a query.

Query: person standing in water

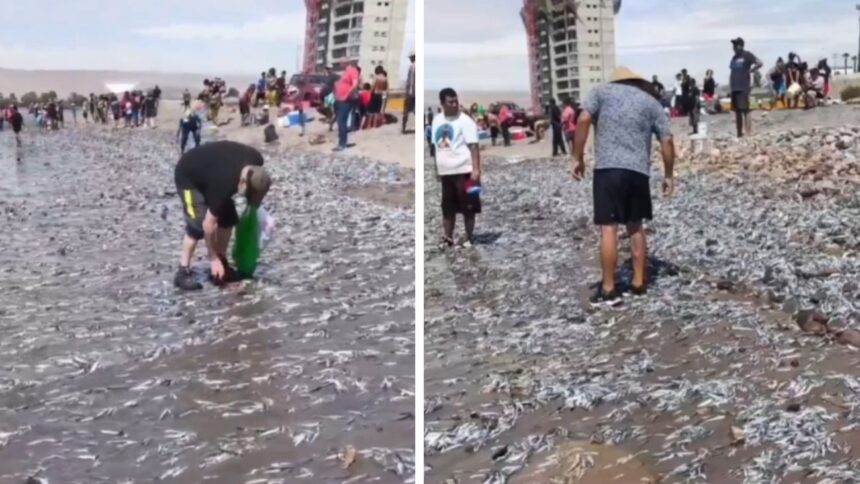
[10,105,23,147]
[173,141,272,290]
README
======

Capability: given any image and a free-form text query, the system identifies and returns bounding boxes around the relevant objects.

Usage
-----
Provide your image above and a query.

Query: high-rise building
[304,0,408,88]
[521,0,620,112]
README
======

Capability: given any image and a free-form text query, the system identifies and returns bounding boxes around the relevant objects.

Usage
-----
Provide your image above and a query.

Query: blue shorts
[774,81,786,95]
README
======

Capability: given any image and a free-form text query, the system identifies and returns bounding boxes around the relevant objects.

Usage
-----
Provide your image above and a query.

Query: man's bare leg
[180,235,198,268]
[627,223,647,288]
[744,112,752,136]
[600,225,619,292]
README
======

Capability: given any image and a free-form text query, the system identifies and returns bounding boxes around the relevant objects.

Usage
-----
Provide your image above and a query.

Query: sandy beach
[425,104,860,483]
[155,100,416,170]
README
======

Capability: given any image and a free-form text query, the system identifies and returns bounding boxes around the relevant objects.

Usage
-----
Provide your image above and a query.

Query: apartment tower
[521,0,620,112]
[304,0,408,88]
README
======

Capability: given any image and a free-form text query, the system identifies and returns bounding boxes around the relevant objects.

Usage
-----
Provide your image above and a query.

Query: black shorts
[593,169,652,226]
[731,91,750,112]
[176,185,239,240]
[440,174,481,217]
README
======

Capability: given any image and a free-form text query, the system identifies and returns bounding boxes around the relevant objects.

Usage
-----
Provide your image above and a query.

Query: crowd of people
[652,38,837,137]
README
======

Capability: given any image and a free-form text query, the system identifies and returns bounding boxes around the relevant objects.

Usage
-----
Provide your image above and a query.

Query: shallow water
[424,110,860,483]
[0,126,414,483]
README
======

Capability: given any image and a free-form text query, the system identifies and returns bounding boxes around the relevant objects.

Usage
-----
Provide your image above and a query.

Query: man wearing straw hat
[572,66,676,307]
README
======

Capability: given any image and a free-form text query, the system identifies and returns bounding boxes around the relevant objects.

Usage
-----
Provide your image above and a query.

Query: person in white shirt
[431,88,482,247]
[805,69,825,109]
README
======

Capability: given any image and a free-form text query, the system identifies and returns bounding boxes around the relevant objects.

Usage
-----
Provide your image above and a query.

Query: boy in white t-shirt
[431,88,482,247]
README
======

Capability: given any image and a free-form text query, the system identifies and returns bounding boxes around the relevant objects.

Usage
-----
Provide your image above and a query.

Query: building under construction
[303,0,409,88]
[521,0,620,112]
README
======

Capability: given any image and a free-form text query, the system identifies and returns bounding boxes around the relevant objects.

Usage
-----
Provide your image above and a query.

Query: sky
[0,0,415,77]
[425,0,860,91]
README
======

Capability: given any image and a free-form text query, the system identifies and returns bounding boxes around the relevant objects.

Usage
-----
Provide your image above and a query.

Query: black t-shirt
[703,78,716,95]
[10,112,22,132]
[174,141,264,221]
[730,50,758,92]
[653,81,665,95]
[681,76,691,96]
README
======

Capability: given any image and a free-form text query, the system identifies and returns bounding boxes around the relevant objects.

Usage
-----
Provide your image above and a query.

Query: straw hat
[610,66,645,83]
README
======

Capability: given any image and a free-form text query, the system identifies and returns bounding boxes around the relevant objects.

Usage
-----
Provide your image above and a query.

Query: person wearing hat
[729,37,762,137]
[173,141,272,290]
[572,66,676,306]
[403,49,416,134]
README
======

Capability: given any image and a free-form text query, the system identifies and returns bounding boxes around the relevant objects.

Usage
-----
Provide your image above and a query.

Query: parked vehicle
[285,73,338,107]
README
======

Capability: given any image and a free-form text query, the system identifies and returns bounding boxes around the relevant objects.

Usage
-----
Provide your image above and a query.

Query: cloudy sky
[426,0,860,91]
[0,0,414,77]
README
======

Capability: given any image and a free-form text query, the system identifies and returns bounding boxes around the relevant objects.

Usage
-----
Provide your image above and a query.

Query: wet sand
[424,105,860,483]
[0,124,414,482]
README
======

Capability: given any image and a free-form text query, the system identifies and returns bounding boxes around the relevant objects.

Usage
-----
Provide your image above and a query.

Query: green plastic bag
[232,206,260,278]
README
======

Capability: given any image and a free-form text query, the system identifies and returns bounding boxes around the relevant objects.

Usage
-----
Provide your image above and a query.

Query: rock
[796,310,827,335]
[838,136,855,150]
[794,135,811,146]
[716,279,735,291]
[799,188,820,199]
[825,135,837,144]
[837,330,860,348]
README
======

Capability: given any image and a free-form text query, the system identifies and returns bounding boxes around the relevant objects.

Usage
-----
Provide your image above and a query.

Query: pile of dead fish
[0,127,414,483]
[688,125,860,192]
[424,143,860,483]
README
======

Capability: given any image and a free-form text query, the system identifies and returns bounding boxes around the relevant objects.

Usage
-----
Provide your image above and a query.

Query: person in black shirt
[688,77,701,134]
[729,37,762,137]
[651,75,665,103]
[173,141,272,290]
[548,98,566,156]
[786,53,802,108]
[144,92,158,128]
[703,69,716,102]
[10,105,23,147]
[679,69,691,116]
[177,109,202,154]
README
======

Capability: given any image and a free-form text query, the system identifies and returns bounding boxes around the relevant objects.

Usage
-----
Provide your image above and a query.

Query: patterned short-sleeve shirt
[581,83,672,177]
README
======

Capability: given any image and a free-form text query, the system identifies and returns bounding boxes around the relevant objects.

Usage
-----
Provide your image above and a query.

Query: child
[358,83,372,130]
[688,77,701,135]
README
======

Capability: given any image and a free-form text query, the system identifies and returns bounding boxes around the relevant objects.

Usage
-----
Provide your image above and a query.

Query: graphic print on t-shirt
[434,123,455,150]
